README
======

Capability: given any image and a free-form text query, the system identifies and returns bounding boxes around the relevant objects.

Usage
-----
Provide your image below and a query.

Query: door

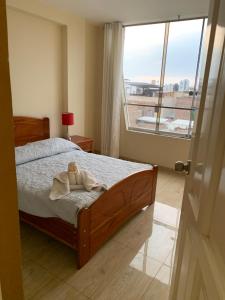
[170,0,225,299]
[0,1,24,299]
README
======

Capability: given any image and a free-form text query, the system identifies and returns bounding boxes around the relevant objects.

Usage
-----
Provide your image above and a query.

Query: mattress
[16,138,152,226]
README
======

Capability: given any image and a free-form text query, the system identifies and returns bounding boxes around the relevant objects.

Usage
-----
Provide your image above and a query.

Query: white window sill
[126,127,192,141]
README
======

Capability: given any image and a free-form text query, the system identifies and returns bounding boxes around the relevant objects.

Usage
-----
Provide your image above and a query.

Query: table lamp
[61,112,74,140]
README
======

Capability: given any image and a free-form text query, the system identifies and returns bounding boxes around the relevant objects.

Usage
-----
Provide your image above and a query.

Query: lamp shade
[61,112,74,126]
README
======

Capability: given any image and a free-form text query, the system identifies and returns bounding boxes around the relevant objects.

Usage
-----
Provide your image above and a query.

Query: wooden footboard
[77,165,158,268]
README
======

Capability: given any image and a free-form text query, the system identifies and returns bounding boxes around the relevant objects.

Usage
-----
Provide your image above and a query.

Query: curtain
[101,22,124,158]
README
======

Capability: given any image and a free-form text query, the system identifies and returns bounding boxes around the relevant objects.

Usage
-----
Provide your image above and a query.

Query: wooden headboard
[13,116,50,146]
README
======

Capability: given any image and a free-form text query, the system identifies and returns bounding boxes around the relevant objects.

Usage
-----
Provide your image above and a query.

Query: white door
[170,0,225,299]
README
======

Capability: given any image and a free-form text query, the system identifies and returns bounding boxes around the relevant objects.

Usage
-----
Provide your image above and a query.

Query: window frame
[123,17,207,139]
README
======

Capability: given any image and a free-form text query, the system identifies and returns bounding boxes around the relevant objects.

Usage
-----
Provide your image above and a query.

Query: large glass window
[123,18,206,138]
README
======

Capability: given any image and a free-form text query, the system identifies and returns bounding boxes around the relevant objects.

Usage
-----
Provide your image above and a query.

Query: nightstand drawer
[78,141,93,152]
[70,135,93,153]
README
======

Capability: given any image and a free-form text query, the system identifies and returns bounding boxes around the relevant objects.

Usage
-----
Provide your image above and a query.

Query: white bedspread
[16,149,152,226]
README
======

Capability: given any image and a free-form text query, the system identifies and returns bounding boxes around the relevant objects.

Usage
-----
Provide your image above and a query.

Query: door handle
[175,160,191,175]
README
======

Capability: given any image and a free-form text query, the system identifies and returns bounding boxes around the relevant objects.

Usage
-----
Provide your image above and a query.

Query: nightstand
[70,135,94,153]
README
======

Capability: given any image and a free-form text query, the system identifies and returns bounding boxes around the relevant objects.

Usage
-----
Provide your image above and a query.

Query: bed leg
[77,207,91,269]
[151,165,158,204]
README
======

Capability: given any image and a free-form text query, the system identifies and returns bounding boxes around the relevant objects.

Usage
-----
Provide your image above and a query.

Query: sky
[123,19,205,87]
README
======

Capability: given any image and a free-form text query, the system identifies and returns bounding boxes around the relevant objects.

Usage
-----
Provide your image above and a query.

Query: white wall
[6,0,101,140]
[7,8,64,137]
[84,24,104,150]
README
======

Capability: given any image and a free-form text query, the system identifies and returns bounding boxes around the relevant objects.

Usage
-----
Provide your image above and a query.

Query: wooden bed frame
[14,116,158,268]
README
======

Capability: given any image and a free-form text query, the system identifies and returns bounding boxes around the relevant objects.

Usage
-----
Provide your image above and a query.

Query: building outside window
[123,18,207,138]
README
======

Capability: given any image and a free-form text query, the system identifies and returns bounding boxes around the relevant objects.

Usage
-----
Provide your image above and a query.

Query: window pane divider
[187,18,206,137]
[156,22,170,133]
[124,103,197,111]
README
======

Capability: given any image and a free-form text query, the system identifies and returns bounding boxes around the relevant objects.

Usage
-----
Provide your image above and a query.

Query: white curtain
[101,22,124,158]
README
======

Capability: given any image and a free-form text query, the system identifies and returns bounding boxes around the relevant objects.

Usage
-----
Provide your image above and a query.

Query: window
[123,18,207,138]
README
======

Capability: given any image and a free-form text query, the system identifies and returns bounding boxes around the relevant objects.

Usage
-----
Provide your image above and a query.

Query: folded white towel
[49,163,107,200]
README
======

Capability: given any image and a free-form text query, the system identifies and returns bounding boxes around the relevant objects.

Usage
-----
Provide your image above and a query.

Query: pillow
[15,138,80,166]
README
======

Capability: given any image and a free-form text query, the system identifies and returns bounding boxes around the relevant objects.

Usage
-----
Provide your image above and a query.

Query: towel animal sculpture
[49,162,107,200]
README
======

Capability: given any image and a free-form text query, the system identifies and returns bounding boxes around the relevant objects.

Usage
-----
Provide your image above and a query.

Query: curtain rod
[123,16,207,27]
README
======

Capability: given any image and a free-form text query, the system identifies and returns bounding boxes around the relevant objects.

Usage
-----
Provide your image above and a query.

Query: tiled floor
[20,168,185,300]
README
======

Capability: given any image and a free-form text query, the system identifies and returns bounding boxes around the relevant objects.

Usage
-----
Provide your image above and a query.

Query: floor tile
[94,252,162,300]
[27,279,87,300]
[129,252,162,277]
[138,223,176,262]
[67,241,136,298]
[35,239,78,280]
[23,261,56,299]
[165,246,176,268]
[141,264,172,300]
[95,265,153,300]
[112,207,154,250]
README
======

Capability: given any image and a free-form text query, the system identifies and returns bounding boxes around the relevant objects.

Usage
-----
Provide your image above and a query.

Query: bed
[14,116,158,268]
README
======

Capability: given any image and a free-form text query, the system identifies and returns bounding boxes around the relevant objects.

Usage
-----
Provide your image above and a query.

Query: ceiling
[42,0,209,25]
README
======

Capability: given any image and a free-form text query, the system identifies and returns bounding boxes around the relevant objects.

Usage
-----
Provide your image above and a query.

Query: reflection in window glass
[125,104,157,132]
[194,19,208,109]
[159,108,192,135]
[123,24,165,109]
[163,19,204,109]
